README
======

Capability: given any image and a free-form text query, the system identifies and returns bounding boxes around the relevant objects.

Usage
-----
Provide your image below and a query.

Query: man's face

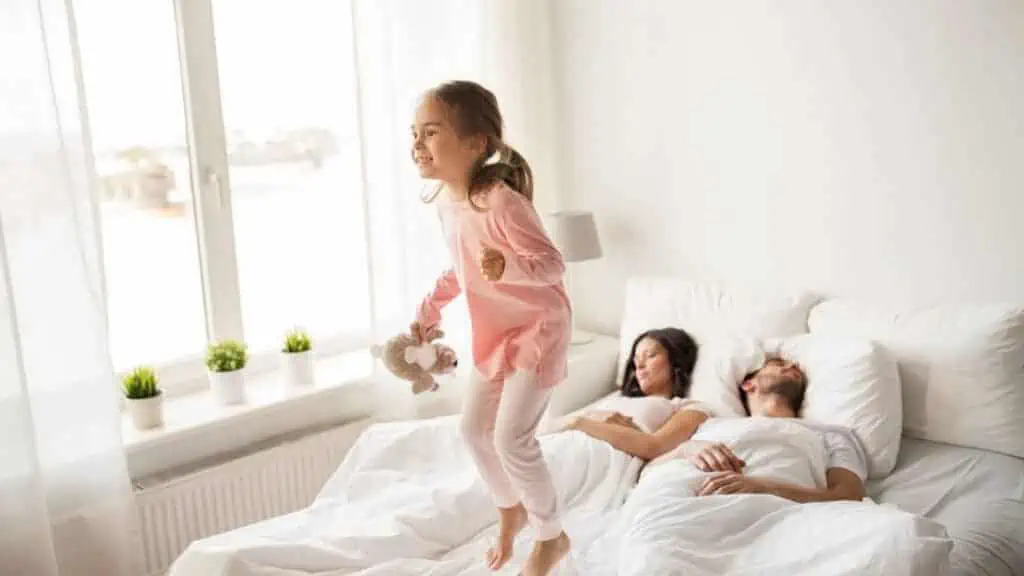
[741,357,807,411]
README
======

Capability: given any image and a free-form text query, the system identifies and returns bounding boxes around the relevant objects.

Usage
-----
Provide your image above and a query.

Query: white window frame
[107,0,372,396]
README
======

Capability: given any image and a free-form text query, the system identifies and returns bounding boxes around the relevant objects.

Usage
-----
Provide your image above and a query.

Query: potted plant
[122,366,163,430]
[206,339,248,405]
[281,328,314,387]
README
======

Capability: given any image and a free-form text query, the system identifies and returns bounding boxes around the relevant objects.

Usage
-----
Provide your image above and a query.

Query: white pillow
[617,277,818,386]
[766,334,903,478]
[688,336,765,418]
[809,299,1024,459]
[688,334,902,478]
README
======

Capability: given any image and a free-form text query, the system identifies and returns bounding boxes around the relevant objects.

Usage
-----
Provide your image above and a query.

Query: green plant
[122,366,160,399]
[282,329,312,354]
[206,340,248,372]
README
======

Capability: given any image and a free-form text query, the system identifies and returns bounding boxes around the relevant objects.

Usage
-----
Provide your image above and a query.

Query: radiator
[135,418,374,576]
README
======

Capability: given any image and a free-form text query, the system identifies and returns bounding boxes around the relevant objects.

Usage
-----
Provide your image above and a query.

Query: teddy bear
[370,326,458,394]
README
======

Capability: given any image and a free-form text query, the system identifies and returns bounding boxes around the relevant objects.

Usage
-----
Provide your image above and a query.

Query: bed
[868,437,1024,575]
[170,277,1024,575]
[168,407,1023,576]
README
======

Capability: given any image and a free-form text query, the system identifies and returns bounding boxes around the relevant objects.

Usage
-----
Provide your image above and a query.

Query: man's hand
[690,443,745,473]
[697,471,765,496]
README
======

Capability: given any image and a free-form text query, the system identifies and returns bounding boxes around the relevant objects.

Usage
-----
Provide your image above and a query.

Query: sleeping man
[579,357,951,576]
[567,354,869,502]
[661,356,869,502]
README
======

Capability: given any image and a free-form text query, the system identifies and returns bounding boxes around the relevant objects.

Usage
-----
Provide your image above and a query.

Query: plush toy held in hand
[370,326,458,394]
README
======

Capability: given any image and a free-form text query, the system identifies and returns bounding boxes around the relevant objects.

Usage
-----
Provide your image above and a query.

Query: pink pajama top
[417,182,572,389]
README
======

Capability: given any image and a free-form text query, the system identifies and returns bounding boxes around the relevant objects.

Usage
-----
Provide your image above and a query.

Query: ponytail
[469,142,534,206]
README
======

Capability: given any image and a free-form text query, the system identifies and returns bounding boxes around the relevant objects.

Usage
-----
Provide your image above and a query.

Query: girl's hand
[480,248,505,281]
[409,321,428,344]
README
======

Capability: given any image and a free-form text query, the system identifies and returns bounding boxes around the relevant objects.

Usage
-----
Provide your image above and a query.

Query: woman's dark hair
[621,327,699,398]
[421,80,533,207]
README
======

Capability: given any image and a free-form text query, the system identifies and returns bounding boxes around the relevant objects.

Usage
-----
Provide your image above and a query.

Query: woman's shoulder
[671,397,715,416]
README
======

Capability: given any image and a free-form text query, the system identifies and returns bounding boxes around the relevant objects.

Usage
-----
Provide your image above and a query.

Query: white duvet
[578,418,954,576]
[171,416,953,576]
[169,415,640,575]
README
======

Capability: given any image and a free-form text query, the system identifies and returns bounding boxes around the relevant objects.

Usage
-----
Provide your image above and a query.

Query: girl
[409,80,572,576]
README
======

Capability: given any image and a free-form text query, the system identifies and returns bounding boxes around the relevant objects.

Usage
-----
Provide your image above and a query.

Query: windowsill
[123,350,378,482]
[122,331,622,483]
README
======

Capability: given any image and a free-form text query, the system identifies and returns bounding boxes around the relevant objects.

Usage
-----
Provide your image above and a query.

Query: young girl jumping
[409,80,572,575]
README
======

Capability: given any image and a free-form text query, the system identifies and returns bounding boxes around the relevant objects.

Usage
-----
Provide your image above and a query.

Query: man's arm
[698,467,865,502]
[756,467,865,502]
[571,409,708,461]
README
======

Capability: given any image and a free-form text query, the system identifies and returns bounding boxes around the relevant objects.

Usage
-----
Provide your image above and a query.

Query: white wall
[551,1,1024,334]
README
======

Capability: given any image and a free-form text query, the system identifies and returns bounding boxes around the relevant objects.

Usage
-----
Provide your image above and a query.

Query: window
[76,0,207,372]
[75,0,370,385]
[211,0,371,353]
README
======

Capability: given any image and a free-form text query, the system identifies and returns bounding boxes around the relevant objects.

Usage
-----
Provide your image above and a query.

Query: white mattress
[867,437,1024,576]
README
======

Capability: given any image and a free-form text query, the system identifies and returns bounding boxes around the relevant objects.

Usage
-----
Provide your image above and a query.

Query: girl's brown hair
[422,80,533,206]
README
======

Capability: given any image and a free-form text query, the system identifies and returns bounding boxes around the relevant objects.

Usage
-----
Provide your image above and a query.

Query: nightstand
[547,330,620,418]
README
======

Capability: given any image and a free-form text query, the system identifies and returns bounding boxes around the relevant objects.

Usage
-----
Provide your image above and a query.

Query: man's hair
[738,363,807,416]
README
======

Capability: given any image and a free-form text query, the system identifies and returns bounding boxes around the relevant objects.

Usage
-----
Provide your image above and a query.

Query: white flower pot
[281,351,314,387]
[209,369,246,405]
[126,394,164,430]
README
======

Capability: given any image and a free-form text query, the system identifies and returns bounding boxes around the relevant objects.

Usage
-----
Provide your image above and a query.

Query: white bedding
[868,437,1024,576]
[575,418,953,576]
[172,415,961,576]
[169,415,642,575]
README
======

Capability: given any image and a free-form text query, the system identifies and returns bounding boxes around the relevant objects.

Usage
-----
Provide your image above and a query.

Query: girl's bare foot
[486,503,527,570]
[522,531,570,576]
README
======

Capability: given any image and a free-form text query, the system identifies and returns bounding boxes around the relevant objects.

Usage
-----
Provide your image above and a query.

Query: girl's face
[411,96,484,187]
[633,337,672,397]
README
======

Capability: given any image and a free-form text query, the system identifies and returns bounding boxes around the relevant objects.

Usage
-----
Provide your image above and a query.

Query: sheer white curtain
[352,0,562,418]
[0,0,143,574]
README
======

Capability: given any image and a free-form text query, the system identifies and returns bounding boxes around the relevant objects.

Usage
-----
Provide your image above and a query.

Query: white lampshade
[547,211,602,263]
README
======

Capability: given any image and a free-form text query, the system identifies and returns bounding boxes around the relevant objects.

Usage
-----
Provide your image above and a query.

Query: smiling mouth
[414,155,433,165]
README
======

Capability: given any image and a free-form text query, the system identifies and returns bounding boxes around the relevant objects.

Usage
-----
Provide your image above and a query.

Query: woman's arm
[572,409,708,461]
[698,467,865,503]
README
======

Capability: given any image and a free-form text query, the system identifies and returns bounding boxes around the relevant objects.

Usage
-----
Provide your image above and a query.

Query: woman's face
[410,96,483,185]
[632,337,672,397]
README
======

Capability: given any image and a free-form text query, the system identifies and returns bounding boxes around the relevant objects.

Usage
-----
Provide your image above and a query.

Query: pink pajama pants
[459,370,562,541]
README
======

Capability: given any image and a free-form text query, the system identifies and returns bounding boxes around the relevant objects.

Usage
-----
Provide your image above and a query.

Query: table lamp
[547,210,602,345]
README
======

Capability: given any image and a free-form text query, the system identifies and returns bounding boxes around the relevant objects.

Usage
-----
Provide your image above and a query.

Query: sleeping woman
[557,328,718,463]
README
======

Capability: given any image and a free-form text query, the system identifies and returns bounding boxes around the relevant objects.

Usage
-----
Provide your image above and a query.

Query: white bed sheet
[867,437,1024,576]
[170,389,1024,576]
[169,414,641,575]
